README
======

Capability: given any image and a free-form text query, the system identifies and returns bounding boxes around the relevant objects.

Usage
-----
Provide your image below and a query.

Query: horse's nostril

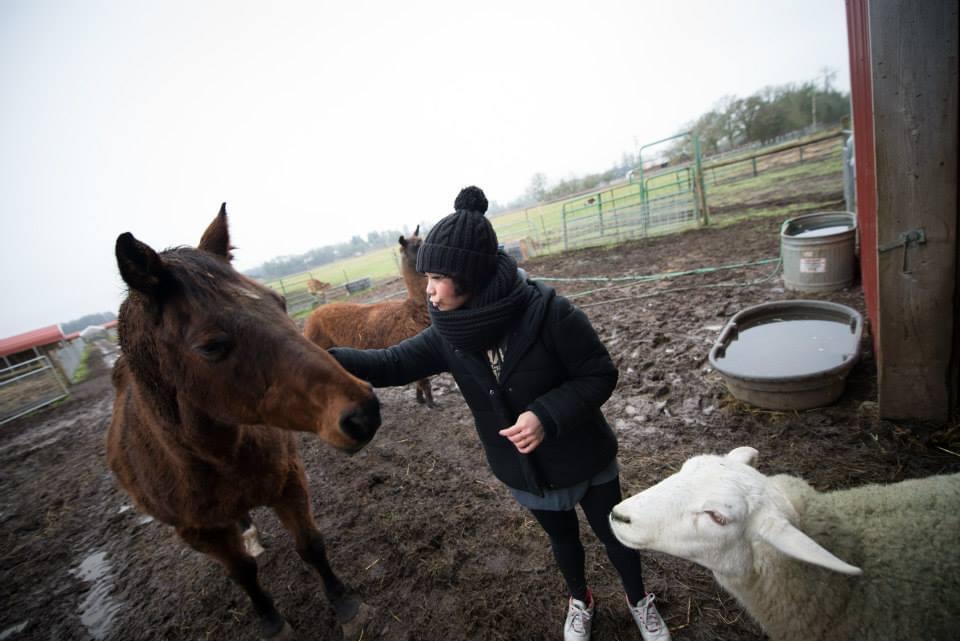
[610,510,631,525]
[339,398,381,444]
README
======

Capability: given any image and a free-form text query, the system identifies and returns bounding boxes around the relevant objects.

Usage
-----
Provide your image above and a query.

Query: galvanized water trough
[780,211,857,292]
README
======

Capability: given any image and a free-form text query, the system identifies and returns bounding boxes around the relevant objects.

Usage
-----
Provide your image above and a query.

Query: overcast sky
[0,0,850,337]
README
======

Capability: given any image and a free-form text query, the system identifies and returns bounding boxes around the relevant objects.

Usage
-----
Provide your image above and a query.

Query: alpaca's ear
[414,224,420,236]
[398,235,408,247]
[116,232,174,299]
[198,202,233,261]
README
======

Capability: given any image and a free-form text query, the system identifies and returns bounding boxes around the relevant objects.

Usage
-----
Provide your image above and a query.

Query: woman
[329,186,670,641]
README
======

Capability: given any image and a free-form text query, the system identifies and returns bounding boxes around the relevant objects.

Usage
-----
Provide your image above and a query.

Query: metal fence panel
[1,356,69,425]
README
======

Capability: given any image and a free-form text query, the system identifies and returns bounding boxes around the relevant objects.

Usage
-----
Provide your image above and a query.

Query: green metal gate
[560,132,708,251]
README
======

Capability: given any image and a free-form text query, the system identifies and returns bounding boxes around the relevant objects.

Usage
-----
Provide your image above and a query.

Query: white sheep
[609,446,960,641]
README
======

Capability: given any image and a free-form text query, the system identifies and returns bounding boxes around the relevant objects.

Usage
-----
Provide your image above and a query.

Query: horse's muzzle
[339,395,381,447]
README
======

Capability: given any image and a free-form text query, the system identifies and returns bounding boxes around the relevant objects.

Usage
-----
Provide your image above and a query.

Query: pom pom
[454,186,488,214]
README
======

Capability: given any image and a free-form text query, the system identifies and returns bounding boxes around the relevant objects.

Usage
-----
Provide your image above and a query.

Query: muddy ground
[2,213,958,641]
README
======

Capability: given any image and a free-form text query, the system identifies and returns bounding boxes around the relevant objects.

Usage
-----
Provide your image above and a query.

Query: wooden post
[869,0,958,420]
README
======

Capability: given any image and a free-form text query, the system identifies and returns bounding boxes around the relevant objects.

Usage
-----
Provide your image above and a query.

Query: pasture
[2,205,957,641]
[261,130,846,309]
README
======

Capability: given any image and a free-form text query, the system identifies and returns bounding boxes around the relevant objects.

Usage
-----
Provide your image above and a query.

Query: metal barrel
[780,211,857,292]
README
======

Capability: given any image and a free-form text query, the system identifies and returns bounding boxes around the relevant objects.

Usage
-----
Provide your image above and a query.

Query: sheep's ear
[399,235,408,247]
[198,203,233,261]
[757,516,862,575]
[726,447,759,467]
[116,232,174,300]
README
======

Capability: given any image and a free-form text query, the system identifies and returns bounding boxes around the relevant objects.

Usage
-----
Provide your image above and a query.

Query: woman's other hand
[499,411,545,454]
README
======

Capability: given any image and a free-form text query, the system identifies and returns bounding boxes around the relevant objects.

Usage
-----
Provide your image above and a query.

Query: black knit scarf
[429,251,533,353]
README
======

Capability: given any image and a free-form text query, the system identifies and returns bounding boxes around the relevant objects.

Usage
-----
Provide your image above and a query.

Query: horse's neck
[127,367,243,459]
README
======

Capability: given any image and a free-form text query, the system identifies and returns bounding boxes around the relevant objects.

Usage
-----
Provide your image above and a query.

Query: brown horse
[303,226,435,406]
[108,205,381,639]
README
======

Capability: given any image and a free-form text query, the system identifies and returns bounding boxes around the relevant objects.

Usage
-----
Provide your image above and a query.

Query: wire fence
[1,356,69,425]
[263,129,847,317]
[492,130,845,258]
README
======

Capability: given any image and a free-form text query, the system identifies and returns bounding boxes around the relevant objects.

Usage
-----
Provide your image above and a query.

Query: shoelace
[636,594,662,632]
[568,600,592,633]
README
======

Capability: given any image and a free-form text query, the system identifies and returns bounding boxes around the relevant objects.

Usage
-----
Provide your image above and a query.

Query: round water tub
[709,300,863,410]
[781,211,856,292]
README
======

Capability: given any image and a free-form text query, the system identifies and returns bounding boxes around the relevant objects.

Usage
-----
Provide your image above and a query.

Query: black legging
[529,476,646,604]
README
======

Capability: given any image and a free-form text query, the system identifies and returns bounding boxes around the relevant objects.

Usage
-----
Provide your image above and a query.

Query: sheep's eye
[195,336,232,361]
[705,510,728,526]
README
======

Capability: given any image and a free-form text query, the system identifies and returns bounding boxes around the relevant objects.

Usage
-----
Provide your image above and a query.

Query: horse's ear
[398,235,407,247]
[116,232,174,299]
[414,224,420,237]
[198,203,233,261]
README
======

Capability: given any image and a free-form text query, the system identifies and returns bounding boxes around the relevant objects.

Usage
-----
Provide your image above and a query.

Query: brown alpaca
[305,278,330,295]
[107,205,382,639]
[303,226,435,406]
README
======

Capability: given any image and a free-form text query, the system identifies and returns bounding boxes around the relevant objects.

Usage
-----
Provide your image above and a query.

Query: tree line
[510,78,849,209]
[245,227,410,280]
[244,78,850,278]
[61,311,117,335]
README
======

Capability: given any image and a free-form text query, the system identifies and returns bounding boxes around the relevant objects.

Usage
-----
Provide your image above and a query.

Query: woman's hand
[499,411,545,454]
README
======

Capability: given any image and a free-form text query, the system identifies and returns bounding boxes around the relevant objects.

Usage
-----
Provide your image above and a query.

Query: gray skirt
[510,458,619,511]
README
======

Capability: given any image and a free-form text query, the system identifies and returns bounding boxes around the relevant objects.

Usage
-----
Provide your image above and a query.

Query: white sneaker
[563,592,594,641]
[627,593,671,641]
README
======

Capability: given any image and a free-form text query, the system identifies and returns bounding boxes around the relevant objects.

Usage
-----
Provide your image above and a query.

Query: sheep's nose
[610,509,631,525]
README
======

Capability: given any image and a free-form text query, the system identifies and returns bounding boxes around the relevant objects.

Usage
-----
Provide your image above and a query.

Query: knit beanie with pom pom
[416,186,499,292]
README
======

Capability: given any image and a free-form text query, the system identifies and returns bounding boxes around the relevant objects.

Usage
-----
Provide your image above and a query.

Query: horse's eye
[195,336,232,361]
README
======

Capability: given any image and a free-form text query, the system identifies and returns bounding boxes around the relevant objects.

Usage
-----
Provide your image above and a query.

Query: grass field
[263,129,845,299]
[264,245,403,296]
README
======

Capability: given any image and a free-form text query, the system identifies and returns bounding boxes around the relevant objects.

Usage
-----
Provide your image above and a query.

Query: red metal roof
[0,325,65,358]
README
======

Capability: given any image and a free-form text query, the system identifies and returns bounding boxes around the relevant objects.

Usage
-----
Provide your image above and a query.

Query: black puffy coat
[329,280,618,495]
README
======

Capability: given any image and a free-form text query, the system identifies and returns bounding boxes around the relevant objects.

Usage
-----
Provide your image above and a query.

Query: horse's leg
[272,472,374,637]
[178,524,292,639]
[239,512,265,557]
[415,377,435,408]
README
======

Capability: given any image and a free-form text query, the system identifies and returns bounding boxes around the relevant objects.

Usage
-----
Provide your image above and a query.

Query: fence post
[597,193,604,238]
[562,202,569,251]
[693,134,710,226]
[278,279,287,295]
[752,157,758,176]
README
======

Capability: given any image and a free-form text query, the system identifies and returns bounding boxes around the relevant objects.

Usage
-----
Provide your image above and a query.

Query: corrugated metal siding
[845,0,880,355]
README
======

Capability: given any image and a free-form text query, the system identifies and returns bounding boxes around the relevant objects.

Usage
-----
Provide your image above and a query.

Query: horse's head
[115,204,381,452]
[397,225,422,272]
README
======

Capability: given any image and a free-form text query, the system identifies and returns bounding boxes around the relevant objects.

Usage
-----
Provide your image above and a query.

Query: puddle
[70,551,122,640]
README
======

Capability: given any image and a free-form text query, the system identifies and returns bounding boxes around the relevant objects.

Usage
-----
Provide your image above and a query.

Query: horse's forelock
[159,247,246,304]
